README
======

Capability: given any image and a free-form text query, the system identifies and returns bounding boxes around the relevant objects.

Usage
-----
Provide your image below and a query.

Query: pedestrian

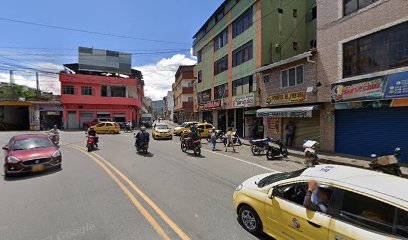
[285,121,295,147]
[225,127,236,152]
[210,127,217,151]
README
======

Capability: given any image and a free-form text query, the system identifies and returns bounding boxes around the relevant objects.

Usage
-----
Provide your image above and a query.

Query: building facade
[173,65,195,124]
[193,0,317,137]
[317,0,408,162]
[163,91,174,121]
[60,67,143,129]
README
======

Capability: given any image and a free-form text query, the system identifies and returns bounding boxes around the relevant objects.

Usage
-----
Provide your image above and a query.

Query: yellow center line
[68,145,171,240]
[70,144,191,240]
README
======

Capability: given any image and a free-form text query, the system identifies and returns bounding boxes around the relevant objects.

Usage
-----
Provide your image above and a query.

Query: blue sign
[384,71,408,99]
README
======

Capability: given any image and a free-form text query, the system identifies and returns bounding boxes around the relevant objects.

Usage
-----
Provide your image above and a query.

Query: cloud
[134,53,196,100]
[0,62,63,94]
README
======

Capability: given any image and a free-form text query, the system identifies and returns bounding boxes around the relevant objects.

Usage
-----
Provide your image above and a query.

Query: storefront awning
[244,110,257,115]
[256,105,320,118]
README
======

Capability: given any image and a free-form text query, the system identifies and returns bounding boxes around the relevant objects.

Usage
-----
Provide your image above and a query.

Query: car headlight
[7,156,20,163]
[52,150,61,158]
[235,184,243,191]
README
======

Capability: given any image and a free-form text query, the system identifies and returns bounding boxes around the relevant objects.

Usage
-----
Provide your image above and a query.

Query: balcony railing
[182,87,193,94]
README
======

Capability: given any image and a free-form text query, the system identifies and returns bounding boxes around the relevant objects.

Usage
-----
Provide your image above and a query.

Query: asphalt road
[0,129,304,240]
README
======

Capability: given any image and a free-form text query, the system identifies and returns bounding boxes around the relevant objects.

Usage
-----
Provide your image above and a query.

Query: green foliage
[0,84,38,99]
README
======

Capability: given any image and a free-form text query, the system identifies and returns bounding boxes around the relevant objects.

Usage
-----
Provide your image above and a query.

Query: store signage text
[233,93,255,108]
[198,99,224,111]
[331,71,408,103]
[266,91,307,105]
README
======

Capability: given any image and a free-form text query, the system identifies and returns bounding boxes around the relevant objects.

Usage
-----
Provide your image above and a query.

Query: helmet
[141,126,146,131]
[53,125,58,128]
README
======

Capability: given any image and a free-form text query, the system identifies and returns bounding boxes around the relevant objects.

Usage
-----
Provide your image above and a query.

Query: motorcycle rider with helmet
[185,125,199,149]
[87,126,99,147]
[135,126,150,149]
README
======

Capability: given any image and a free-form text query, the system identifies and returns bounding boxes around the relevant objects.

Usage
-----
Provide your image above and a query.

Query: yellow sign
[266,91,307,105]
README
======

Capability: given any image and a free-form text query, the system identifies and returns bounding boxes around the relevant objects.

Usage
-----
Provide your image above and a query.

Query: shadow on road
[3,167,62,182]
[236,218,275,240]
[185,152,206,158]
[136,152,154,158]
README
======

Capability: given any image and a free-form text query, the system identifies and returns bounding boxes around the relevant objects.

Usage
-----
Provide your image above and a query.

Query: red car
[2,134,62,177]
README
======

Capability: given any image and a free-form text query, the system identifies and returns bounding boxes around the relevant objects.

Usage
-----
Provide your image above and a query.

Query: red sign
[198,99,224,111]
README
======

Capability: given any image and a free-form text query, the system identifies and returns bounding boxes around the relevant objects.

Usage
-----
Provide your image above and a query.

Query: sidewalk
[239,138,408,175]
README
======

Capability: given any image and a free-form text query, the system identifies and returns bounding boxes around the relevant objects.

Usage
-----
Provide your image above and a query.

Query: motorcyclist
[135,126,150,149]
[48,125,60,144]
[87,126,99,147]
[185,125,199,149]
[126,120,133,131]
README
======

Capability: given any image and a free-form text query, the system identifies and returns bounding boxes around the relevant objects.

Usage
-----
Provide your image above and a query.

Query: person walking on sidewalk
[210,127,217,151]
[285,121,295,147]
[225,128,236,152]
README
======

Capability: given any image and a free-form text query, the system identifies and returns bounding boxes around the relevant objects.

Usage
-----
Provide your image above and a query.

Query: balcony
[175,101,193,111]
[182,87,193,94]
[61,94,141,108]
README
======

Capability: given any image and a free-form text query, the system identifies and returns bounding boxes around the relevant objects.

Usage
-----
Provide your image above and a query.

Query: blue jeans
[211,139,217,150]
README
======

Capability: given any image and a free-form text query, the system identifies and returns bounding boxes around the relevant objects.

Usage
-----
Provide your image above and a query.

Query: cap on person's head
[141,126,146,131]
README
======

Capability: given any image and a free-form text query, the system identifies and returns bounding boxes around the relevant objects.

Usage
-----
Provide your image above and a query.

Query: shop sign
[266,91,307,105]
[331,71,408,103]
[233,93,255,108]
[198,99,224,111]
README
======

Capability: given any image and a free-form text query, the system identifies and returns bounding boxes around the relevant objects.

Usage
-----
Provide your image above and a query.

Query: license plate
[32,165,45,172]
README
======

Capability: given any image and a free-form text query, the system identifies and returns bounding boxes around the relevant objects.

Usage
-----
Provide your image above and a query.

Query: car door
[329,189,398,240]
[204,124,213,136]
[196,125,205,137]
[105,123,114,133]
[264,181,332,240]
[95,123,105,133]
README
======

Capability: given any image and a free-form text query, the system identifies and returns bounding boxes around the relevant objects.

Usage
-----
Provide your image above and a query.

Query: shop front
[198,98,226,125]
[232,92,258,138]
[332,71,408,163]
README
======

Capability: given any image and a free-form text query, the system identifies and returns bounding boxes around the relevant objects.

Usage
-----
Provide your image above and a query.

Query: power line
[0,16,191,45]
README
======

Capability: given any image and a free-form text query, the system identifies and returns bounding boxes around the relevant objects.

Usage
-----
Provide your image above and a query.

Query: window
[96,123,105,127]
[339,190,395,235]
[232,7,253,38]
[205,124,213,129]
[232,75,255,96]
[344,0,378,16]
[197,71,202,83]
[292,9,298,17]
[281,65,304,88]
[343,21,408,78]
[214,29,228,51]
[257,169,306,188]
[197,50,202,63]
[216,9,224,22]
[62,85,75,95]
[214,83,228,100]
[292,42,298,51]
[188,97,193,102]
[81,86,92,96]
[232,40,253,67]
[110,86,126,97]
[276,182,310,206]
[278,8,283,14]
[263,74,270,83]
[214,55,228,75]
[101,86,108,97]
[397,210,408,237]
[106,123,113,127]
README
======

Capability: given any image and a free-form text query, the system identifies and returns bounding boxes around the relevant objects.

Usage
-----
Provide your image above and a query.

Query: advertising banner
[266,91,307,105]
[198,99,224,111]
[232,93,255,108]
[331,71,408,103]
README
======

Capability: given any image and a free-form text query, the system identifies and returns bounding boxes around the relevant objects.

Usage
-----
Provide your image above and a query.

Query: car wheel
[238,205,262,235]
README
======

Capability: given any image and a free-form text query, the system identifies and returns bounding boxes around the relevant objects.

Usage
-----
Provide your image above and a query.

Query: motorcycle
[180,138,201,156]
[265,139,288,160]
[303,140,319,167]
[136,140,149,154]
[222,132,242,146]
[370,148,402,177]
[250,137,272,155]
[86,135,96,152]
[46,133,60,147]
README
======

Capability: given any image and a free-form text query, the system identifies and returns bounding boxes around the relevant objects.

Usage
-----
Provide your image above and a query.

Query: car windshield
[12,138,54,151]
[180,123,187,127]
[142,117,151,121]
[257,169,306,188]
[156,125,169,130]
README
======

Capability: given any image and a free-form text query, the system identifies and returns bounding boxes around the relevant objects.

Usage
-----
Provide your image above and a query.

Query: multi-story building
[60,48,144,129]
[152,100,163,119]
[192,0,317,137]
[163,91,174,121]
[173,65,195,124]
[317,0,408,162]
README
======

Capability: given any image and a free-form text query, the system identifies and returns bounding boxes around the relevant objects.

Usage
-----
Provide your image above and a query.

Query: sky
[0,0,224,100]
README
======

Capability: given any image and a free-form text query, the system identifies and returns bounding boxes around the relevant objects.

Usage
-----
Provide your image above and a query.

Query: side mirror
[2,146,9,151]
[267,188,274,199]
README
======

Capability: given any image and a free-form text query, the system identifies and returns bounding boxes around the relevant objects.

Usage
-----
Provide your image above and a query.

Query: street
[0,130,304,240]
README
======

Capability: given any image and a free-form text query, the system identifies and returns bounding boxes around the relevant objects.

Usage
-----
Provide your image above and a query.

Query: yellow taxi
[173,121,198,135]
[195,123,214,138]
[90,122,120,134]
[233,165,408,239]
[152,124,172,140]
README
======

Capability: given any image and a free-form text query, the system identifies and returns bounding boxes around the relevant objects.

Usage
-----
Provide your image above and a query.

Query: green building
[192,0,316,137]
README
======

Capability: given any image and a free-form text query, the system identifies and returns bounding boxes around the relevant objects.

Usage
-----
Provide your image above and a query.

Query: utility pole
[36,72,40,95]
[9,70,14,84]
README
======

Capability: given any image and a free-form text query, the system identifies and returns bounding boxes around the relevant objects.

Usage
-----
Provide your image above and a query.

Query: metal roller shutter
[79,112,94,127]
[282,111,320,148]
[335,107,408,163]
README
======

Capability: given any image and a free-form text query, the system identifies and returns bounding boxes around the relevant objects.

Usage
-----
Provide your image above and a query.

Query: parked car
[82,118,112,130]
[152,124,172,140]
[3,134,62,177]
[233,165,408,239]
[173,121,199,135]
[90,122,120,134]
